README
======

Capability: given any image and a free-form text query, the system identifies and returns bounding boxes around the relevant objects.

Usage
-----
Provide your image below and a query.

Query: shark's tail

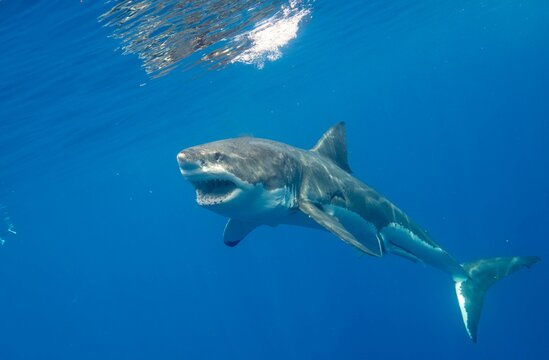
[454,256,540,342]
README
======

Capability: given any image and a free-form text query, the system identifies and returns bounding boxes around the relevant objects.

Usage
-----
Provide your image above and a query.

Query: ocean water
[1,0,548,359]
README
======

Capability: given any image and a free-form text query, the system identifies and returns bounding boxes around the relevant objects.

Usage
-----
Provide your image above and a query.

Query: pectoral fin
[223,219,258,247]
[299,200,381,257]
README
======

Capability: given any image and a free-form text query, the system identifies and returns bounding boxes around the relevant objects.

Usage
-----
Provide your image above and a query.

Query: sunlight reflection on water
[99,0,313,76]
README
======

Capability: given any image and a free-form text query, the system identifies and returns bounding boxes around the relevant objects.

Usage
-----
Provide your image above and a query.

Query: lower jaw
[197,198,225,206]
[196,191,234,206]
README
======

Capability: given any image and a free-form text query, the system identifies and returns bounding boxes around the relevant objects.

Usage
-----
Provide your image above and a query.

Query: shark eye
[214,152,224,162]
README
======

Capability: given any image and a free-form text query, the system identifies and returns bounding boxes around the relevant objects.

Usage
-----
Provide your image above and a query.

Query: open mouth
[191,179,237,205]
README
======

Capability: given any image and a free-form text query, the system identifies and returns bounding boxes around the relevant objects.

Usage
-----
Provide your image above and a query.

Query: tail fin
[454,256,540,342]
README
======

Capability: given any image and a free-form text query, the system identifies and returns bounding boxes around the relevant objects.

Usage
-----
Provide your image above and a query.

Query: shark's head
[177,137,301,220]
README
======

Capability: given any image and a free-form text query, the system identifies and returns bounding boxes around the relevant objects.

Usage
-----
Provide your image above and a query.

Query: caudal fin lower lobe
[454,256,540,342]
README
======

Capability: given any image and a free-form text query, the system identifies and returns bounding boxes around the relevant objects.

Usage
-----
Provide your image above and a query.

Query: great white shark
[177,122,539,342]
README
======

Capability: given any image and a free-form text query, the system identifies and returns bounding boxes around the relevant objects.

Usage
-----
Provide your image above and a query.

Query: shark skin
[177,122,540,342]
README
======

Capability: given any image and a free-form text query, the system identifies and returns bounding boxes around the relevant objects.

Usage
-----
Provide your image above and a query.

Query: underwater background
[1,0,548,359]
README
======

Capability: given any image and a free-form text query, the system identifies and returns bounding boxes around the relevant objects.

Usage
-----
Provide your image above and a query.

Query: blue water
[1,0,548,359]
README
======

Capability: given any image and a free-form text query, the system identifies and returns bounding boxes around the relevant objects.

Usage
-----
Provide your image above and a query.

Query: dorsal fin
[311,122,352,173]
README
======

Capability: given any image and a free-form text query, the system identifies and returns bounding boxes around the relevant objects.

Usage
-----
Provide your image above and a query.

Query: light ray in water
[99,0,312,77]
[0,204,16,246]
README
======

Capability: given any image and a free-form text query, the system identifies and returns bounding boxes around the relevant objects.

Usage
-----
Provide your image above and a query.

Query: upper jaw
[177,152,233,181]
[178,164,243,207]
[178,163,234,183]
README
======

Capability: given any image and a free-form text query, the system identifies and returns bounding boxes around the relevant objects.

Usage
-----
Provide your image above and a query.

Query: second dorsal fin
[311,121,352,173]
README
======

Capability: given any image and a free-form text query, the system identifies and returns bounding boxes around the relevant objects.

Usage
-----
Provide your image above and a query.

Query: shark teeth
[192,179,237,206]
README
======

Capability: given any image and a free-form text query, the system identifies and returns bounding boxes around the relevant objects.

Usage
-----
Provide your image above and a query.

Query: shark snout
[177,151,202,173]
